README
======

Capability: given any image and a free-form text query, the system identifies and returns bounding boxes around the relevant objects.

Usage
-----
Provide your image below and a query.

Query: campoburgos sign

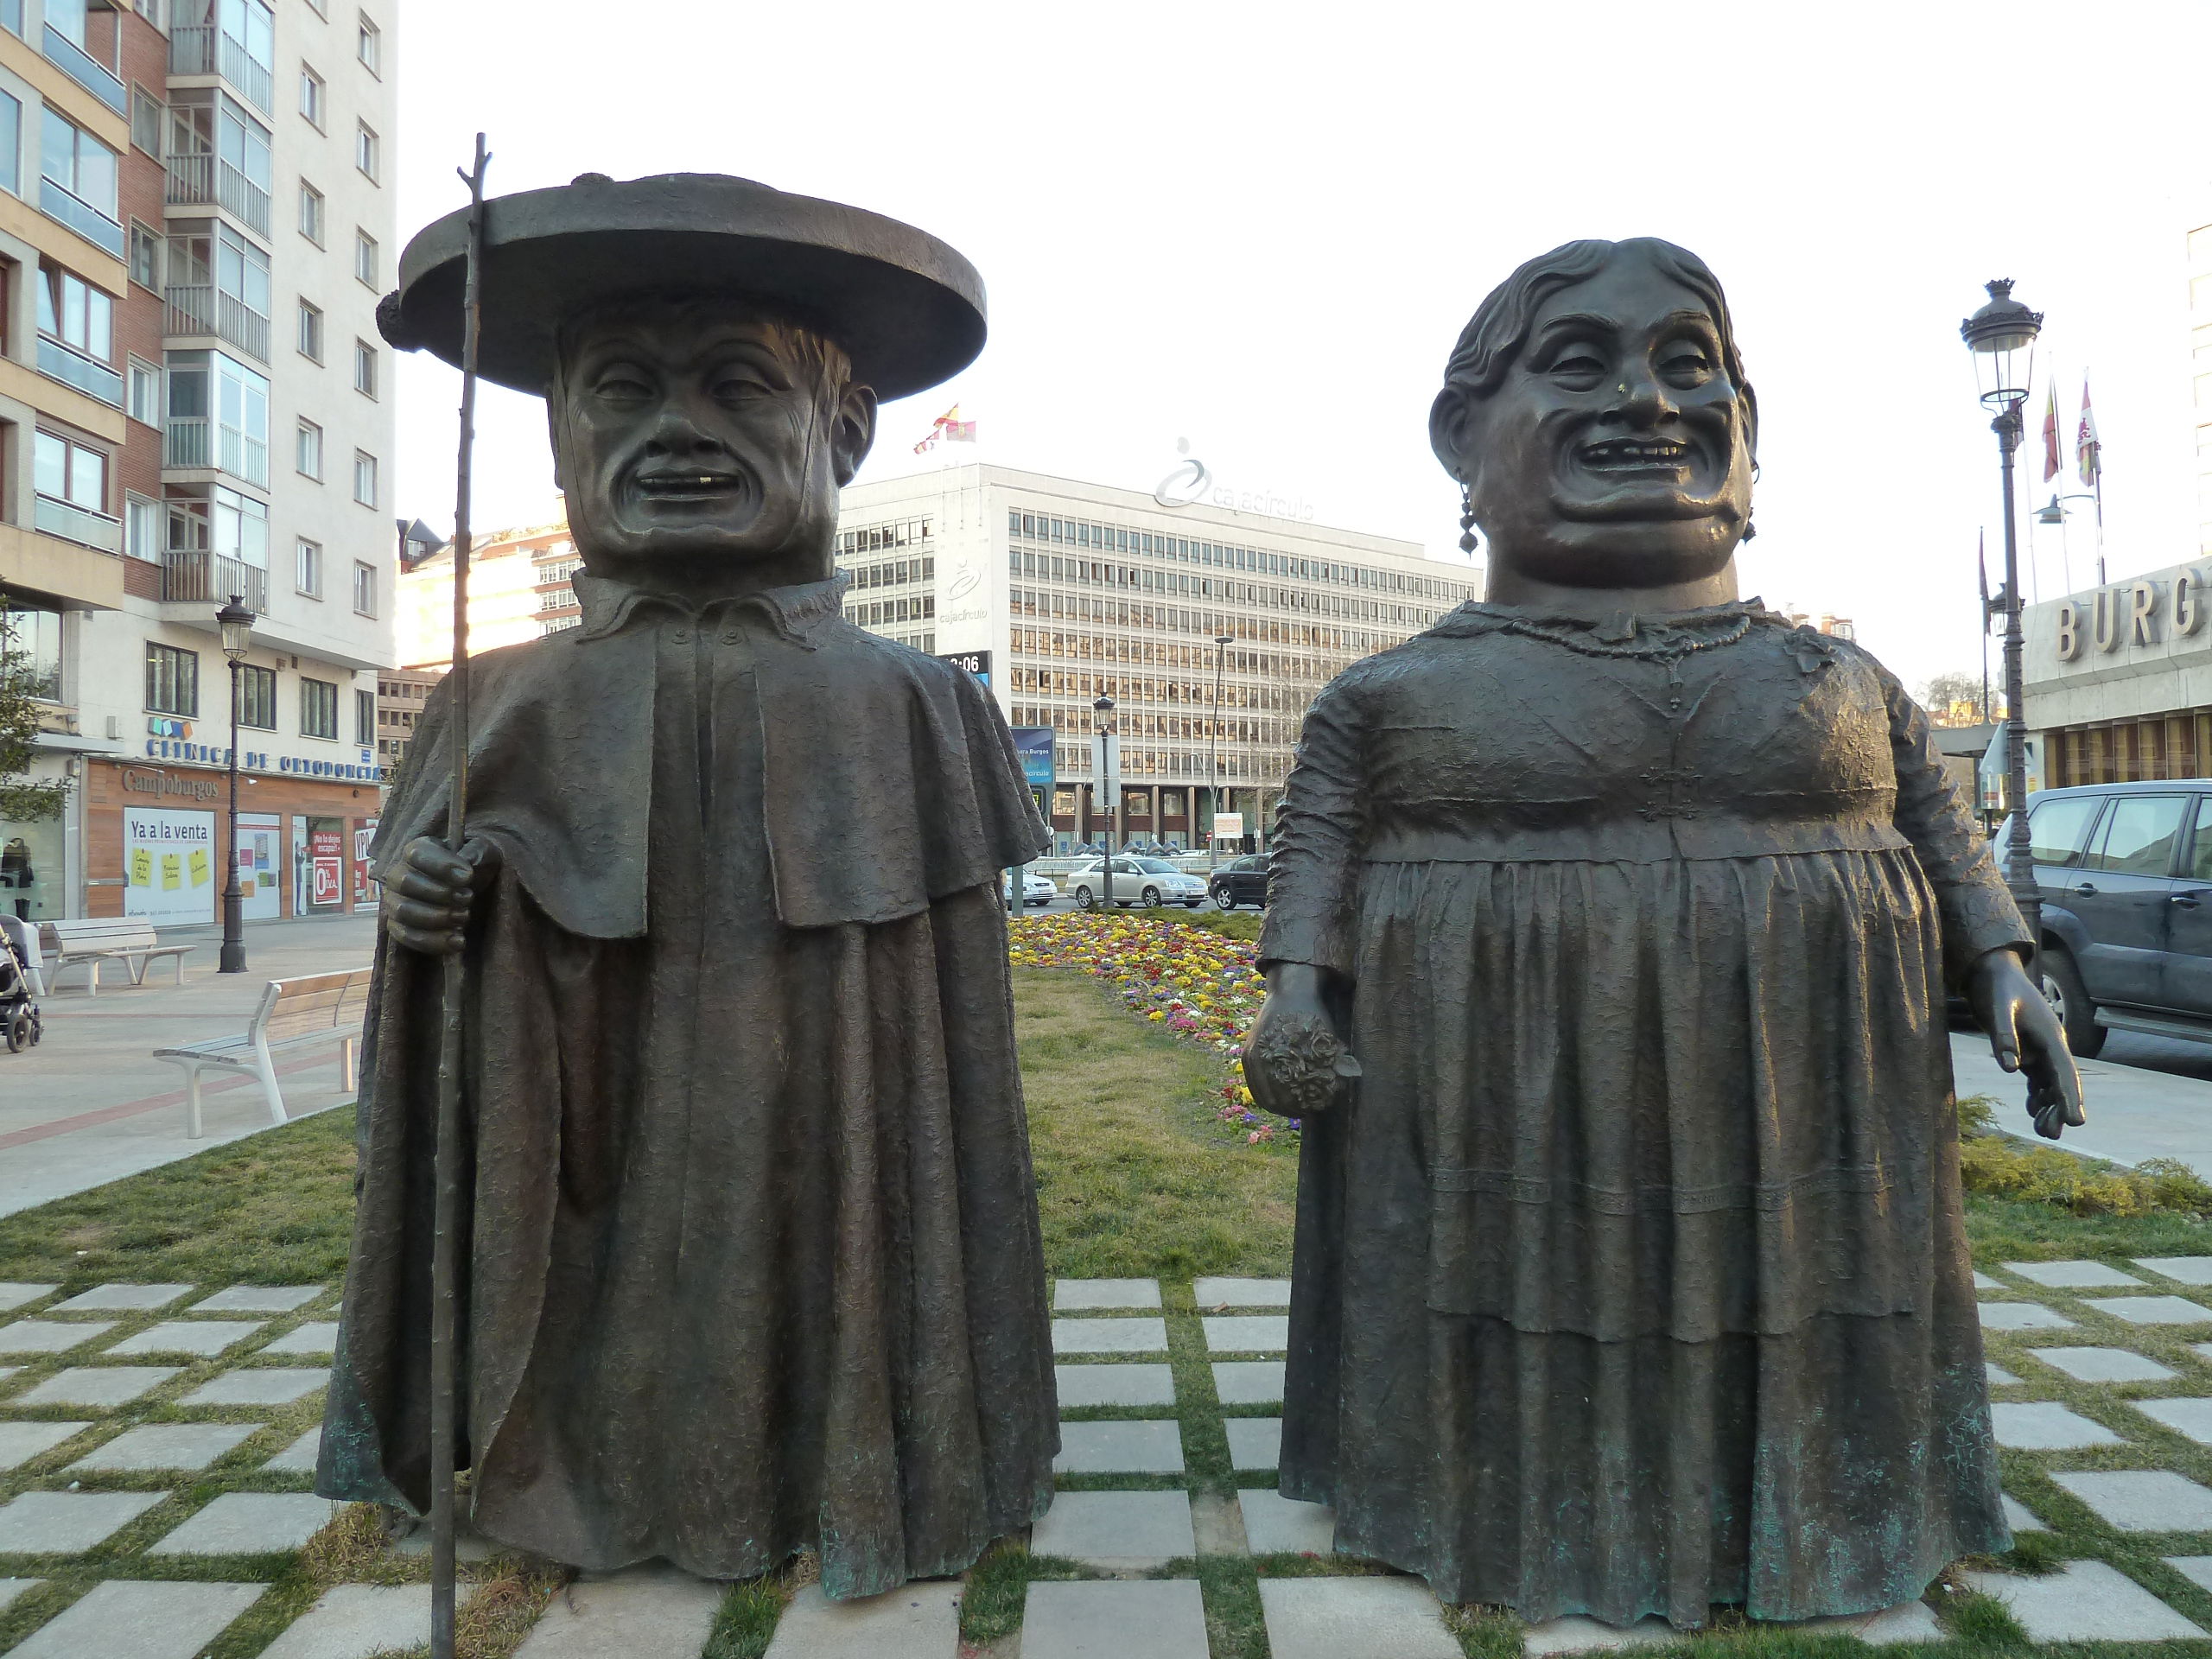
[1152,443,1315,523]
[2052,567,2212,662]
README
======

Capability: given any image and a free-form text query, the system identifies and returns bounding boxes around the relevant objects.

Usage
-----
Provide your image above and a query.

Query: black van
[2017,780,2212,1057]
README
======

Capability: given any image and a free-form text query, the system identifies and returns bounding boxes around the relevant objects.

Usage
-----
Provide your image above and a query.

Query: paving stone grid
[21,1266,2212,1654]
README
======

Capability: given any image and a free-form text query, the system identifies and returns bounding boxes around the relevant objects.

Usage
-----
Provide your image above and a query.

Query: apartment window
[297,180,323,244]
[127,219,160,289]
[2,602,60,698]
[352,449,376,506]
[124,493,159,562]
[353,229,376,286]
[352,559,376,616]
[238,662,276,728]
[299,65,324,128]
[355,686,374,742]
[296,297,321,360]
[355,12,378,73]
[300,675,337,738]
[39,269,109,359]
[353,337,375,397]
[41,107,118,221]
[0,88,18,195]
[353,120,377,181]
[35,430,105,514]
[146,641,200,715]
[165,350,270,486]
[295,417,321,478]
[296,536,322,596]
[126,357,160,425]
[130,86,162,156]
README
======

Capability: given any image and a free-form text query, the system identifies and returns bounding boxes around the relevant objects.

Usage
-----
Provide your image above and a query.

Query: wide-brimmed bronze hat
[378,171,986,400]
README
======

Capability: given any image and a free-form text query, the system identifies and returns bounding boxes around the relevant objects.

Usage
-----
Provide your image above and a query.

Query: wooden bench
[154,968,373,1137]
[39,918,194,995]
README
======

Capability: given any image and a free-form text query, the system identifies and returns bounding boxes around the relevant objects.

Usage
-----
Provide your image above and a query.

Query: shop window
[146,639,199,715]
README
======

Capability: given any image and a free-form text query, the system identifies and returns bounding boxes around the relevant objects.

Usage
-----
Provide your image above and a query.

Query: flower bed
[1008,912,1294,1141]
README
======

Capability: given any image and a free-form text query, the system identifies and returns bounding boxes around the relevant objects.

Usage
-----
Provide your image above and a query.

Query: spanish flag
[2041,384,2061,482]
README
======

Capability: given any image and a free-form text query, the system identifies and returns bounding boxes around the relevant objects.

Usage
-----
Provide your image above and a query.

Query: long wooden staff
[430,130,489,1659]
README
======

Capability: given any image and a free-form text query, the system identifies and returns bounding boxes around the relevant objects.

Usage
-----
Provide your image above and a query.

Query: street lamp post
[1961,278,2044,957]
[215,594,254,973]
[1093,695,1116,909]
[1206,633,1233,871]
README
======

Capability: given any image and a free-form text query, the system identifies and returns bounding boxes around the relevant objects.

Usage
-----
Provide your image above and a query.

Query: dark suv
[2020,780,2212,1057]
[1209,854,1268,909]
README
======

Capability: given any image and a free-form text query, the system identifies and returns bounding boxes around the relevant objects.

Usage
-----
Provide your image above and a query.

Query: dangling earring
[1458,486,1478,554]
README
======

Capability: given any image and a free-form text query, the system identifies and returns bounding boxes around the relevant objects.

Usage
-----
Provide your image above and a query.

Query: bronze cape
[1262,601,2024,1625]
[318,572,1058,1599]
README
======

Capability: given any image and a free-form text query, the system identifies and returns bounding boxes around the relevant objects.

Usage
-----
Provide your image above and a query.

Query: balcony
[162,153,270,238]
[41,24,126,114]
[38,177,124,257]
[35,335,123,406]
[164,416,267,486]
[168,25,271,116]
[33,493,121,553]
[161,547,267,613]
[163,283,270,363]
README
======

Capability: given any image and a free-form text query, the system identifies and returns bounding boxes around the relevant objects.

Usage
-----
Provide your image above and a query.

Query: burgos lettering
[2056,573,2205,663]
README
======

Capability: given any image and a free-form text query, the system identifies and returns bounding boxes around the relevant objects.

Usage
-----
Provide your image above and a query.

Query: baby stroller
[0,912,42,1053]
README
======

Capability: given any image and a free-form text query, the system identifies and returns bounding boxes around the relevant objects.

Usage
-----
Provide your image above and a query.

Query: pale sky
[392,0,2208,697]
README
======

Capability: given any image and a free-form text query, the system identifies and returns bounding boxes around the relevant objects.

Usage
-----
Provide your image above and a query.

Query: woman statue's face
[1441,253,1754,592]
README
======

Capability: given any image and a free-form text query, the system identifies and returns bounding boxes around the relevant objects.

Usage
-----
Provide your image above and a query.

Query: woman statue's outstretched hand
[1968,946,2086,1141]
[1246,963,1360,1119]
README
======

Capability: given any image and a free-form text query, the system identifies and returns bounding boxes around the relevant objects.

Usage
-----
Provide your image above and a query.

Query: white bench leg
[253,1036,287,1127]
[169,953,187,988]
[128,955,149,986]
[184,1065,203,1139]
[84,958,99,997]
[339,1034,357,1092]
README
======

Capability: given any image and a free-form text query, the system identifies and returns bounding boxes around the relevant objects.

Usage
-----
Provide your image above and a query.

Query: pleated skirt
[1277,850,2007,1625]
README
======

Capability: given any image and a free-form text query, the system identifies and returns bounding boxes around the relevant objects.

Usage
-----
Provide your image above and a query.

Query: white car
[1064,857,1208,910]
[1003,869,1058,907]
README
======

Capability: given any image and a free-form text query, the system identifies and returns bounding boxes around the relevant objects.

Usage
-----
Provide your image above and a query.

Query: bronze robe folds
[319,573,1057,1599]
[1262,602,2026,1625]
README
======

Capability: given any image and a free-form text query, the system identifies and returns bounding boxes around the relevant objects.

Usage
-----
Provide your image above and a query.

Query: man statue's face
[550,299,877,572]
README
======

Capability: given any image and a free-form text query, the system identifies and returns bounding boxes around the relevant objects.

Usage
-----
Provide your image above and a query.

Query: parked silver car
[1063,857,1208,910]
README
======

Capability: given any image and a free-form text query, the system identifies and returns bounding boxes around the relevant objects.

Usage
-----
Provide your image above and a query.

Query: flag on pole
[2041,383,2061,481]
[2076,378,2101,486]
[912,404,977,454]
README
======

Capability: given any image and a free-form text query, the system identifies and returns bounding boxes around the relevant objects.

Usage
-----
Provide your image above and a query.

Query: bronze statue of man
[1247,238,2082,1629]
[317,173,1057,1599]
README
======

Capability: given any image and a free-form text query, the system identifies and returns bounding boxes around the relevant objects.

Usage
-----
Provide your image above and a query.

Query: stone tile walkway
[16,1263,2212,1653]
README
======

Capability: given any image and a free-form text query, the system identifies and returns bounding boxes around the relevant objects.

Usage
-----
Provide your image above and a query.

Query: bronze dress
[319,572,1058,1600]
[1260,600,2024,1626]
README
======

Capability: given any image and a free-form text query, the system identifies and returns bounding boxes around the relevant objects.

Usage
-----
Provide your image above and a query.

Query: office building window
[299,65,324,128]
[300,674,337,738]
[353,228,376,286]
[127,356,160,425]
[296,417,321,478]
[238,662,276,728]
[127,219,160,289]
[353,337,375,397]
[146,641,199,715]
[296,296,321,359]
[356,12,378,73]
[298,180,323,244]
[355,685,373,742]
[353,449,376,506]
[354,120,377,181]
[296,536,322,597]
[124,493,159,562]
[353,559,376,616]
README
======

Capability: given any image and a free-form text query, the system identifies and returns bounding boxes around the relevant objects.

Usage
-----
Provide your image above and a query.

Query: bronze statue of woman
[1245,237,2083,1629]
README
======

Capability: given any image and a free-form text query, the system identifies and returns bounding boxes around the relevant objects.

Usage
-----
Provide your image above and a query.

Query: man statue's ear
[832,384,879,486]
[545,395,571,493]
